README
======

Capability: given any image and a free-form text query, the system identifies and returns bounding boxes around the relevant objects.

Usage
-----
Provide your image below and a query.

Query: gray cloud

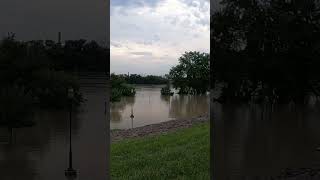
[197,18,210,26]
[162,1,209,29]
[131,52,153,56]
[182,0,210,11]
[135,34,160,46]
[111,0,162,8]
[111,41,122,48]
[111,0,209,75]
[153,34,160,42]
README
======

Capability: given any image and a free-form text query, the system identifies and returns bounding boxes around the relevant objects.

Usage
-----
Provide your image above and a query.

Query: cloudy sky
[0,0,108,43]
[111,0,210,75]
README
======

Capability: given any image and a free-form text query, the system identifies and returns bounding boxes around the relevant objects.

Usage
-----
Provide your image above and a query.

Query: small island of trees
[110,73,169,102]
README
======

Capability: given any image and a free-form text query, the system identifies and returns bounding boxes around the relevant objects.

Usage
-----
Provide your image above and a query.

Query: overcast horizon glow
[111,0,210,76]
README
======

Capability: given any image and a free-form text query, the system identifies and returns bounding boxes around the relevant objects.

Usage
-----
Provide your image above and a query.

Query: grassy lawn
[111,123,210,180]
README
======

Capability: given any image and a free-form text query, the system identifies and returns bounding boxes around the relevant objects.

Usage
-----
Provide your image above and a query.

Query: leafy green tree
[110,73,135,102]
[169,51,210,94]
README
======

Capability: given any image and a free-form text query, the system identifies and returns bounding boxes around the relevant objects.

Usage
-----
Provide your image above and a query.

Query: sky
[0,0,108,44]
[111,0,210,75]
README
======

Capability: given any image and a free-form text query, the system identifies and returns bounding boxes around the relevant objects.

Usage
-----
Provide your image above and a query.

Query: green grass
[111,123,210,180]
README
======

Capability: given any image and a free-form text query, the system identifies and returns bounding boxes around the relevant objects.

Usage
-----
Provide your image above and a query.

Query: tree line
[0,33,108,127]
[113,74,169,85]
[110,74,169,102]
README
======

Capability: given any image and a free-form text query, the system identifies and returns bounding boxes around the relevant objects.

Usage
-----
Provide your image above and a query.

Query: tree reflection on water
[110,96,135,122]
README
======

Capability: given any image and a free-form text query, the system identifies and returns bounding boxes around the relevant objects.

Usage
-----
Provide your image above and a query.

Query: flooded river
[110,85,210,129]
[0,73,108,180]
[212,99,320,178]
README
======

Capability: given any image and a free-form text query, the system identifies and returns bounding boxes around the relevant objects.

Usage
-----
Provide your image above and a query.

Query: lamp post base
[65,168,77,178]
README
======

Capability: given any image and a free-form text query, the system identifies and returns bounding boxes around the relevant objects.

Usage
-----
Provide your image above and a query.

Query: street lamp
[65,88,77,178]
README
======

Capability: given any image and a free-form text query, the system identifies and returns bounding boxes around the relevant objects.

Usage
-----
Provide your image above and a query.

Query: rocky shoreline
[111,114,209,142]
[273,168,320,179]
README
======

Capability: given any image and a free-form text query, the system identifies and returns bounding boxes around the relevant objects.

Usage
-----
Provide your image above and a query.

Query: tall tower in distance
[58,32,61,44]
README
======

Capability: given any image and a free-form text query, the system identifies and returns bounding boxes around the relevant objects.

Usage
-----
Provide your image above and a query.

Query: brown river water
[2,78,320,179]
[0,74,108,180]
[212,97,320,178]
[110,85,210,129]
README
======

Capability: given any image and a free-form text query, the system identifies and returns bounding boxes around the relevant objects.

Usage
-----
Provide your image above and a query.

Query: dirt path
[111,114,209,142]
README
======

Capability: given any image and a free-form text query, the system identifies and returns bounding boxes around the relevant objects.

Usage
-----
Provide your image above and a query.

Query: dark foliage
[0,33,108,127]
[116,74,169,85]
[111,73,136,102]
[161,84,174,96]
[212,0,320,103]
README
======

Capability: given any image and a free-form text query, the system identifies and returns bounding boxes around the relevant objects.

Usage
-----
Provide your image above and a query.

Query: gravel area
[273,168,320,180]
[111,114,209,142]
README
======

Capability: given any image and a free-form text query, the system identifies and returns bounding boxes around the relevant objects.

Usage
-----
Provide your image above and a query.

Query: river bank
[111,123,210,179]
[110,114,320,179]
[111,114,209,142]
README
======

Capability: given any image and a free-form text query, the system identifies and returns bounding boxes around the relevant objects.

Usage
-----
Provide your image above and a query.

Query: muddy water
[0,74,108,180]
[110,85,209,129]
[212,100,320,178]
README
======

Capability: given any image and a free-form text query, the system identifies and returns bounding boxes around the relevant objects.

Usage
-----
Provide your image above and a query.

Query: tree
[161,83,174,96]
[0,35,82,127]
[169,51,210,94]
[110,73,135,102]
[212,0,320,103]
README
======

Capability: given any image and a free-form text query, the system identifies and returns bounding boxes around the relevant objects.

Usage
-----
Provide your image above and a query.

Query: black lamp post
[65,88,77,178]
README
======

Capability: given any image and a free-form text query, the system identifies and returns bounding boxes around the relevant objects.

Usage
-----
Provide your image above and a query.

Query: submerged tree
[110,73,135,102]
[0,34,82,127]
[161,83,174,96]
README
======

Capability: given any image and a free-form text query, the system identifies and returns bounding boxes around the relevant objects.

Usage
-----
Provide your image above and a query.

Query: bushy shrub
[161,85,174,95]
[111,73,136,102]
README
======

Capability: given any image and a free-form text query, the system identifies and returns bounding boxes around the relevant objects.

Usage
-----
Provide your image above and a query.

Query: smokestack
[58,32,61,44]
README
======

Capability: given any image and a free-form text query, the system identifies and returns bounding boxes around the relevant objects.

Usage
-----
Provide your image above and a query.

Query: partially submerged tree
[169,51,210,94]
[0,35,82,127]
[212,0,320,103]
[161,83,174,96]
[110,73,135,102]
